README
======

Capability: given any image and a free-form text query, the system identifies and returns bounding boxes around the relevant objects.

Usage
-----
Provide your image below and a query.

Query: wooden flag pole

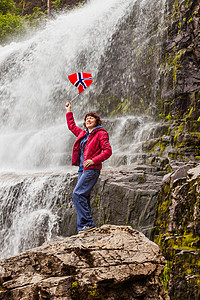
[70,93,80,103]
[67,79,94,105]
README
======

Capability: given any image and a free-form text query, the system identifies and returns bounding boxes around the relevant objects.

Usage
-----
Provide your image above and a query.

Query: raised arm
[65,101,83,137]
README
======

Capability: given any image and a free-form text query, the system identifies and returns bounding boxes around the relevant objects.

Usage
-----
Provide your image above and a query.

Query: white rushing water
[0,0,138,171]
[0,0,167,259]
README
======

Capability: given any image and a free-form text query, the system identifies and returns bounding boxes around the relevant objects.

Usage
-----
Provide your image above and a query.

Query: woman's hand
[65,101,71,112]
[83,159,94,168]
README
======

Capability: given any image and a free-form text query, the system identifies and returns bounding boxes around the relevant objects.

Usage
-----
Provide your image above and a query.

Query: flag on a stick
[68,72,93,94]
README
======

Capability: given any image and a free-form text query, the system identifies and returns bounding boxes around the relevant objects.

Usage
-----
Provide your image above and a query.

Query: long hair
[83,112,102,128]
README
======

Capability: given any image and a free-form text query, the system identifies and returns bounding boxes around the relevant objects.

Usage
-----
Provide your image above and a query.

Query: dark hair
[83,112,102,128]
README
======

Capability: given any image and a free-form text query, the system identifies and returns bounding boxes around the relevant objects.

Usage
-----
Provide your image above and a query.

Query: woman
[65,101,112,233]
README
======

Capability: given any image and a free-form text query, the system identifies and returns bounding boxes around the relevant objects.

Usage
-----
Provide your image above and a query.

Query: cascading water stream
[0,0,166,259]
[0,0,137,171]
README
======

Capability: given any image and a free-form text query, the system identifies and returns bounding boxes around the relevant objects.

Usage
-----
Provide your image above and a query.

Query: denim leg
[78,171,83,181]
[73,169,100,231]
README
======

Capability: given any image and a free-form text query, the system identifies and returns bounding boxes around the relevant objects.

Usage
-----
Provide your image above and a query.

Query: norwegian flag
[68,72,93,94]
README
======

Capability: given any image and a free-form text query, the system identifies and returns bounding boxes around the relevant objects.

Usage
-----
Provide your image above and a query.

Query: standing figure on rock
[65,101,112,233]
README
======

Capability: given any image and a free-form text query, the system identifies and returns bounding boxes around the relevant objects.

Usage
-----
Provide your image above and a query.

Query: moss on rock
[153,166,200,299]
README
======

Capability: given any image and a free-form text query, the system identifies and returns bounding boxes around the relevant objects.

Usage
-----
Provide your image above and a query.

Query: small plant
[160,261,171,293]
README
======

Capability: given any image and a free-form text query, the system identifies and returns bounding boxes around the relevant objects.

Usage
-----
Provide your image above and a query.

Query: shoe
[78,225,96,233]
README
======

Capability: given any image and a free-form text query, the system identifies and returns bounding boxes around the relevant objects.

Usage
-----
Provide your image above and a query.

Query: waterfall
[0,0,166,259]
[0,0,137,171]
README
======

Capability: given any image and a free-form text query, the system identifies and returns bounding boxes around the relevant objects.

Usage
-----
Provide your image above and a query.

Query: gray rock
[171,164,192,184]
[187,164,200,180]
[0,225,169,300]
[0,165,164,260]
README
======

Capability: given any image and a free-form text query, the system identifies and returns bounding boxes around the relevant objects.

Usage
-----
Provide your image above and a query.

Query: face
[85,116,97,130]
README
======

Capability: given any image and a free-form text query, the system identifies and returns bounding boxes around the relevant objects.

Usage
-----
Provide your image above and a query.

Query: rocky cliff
[148,1,200,297]
[160,0,200,121]
[0,225,169,300]
[150,0,200,164]
[152,164,200,299]
[0,164,164,259]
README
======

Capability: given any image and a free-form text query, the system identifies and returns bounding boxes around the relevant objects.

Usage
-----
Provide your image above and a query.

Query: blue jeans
[73,169,100,231]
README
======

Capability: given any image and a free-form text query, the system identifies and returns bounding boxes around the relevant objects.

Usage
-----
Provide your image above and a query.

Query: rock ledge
[0,225,169,299]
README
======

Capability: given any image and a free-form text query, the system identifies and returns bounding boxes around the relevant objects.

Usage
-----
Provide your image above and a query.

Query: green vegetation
[0,0,24,43]
[0,12,23,42]
[71,281,80,298]
[110,98,130,116]
[52,0,65,11]
[52,0,84,11]
[160,261,171,293]
[0,0,15,14]
[158,0,200,122]
[24,7,46,27]
[0,0,86,44]
[153,169,200,298]
[88,285,102,298]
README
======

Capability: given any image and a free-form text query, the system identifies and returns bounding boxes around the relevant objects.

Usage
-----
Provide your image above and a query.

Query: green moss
[72,281,79,289]
[140,98,146,111]
[172,50,185,85]
[160,261,171,293]
[171,0,180,19]
[164,164,173,173]
[159,199,170,214]
[110,98,130,116]
[71,281,80,299]
[153,163,200,298]
[159,113,165,119]
[187,17,193,23]
[99,206,111,226]
[88,286,103,299]
[186,0,193,8]
[178,122,185,132]
[187,106,194,118]
[155,192,171,233]
[165,113,172,120]
[173,122,185,147]
[172,235,200,251]
[163,183,170,194]
[92,192,100,208]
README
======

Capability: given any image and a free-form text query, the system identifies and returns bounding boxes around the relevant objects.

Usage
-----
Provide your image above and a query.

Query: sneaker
[78,225,96,233]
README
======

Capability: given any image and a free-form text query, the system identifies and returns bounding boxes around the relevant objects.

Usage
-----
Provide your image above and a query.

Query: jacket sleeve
[66,112,83,137]
[92,131,112,165]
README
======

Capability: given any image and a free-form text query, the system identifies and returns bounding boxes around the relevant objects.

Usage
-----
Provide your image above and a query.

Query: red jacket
[66,112,112,170]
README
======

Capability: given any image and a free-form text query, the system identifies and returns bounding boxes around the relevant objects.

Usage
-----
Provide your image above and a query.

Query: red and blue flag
[68,72,93,94]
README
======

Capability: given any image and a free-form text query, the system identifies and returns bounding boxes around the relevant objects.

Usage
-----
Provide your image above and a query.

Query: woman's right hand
[65,101,71,112]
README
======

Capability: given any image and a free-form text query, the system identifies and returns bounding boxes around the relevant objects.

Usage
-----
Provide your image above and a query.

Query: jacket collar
[86,126,103,135]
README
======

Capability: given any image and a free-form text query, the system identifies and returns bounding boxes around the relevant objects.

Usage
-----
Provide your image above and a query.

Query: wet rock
[0,165,165,260]
[153,164,200,300]
[0,225,169,300]
[160,0,200,120]
[92,165,164,238]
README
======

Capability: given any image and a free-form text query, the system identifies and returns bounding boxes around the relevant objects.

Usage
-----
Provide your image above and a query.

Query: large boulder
[0,225,169,300]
